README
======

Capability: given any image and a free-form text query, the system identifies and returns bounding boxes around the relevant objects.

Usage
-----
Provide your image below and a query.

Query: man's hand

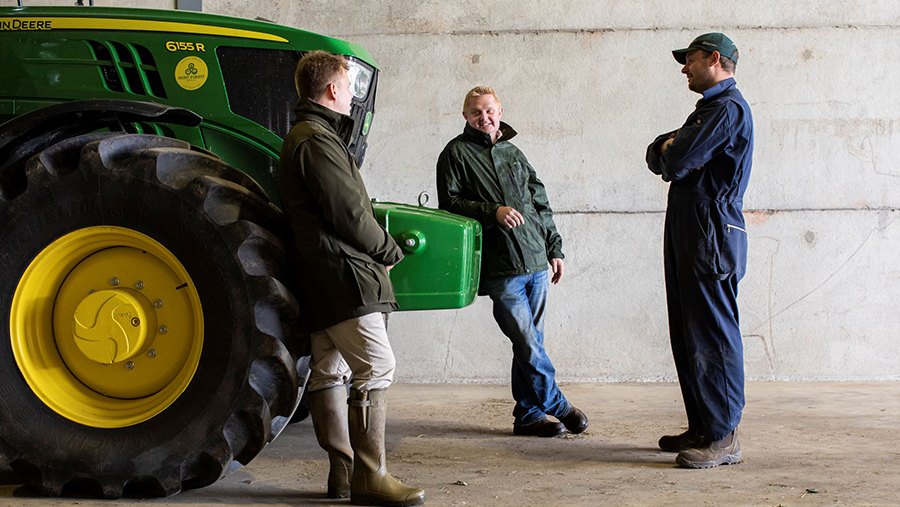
[496,206,524,228]
[550,258,565,284]
[385,260,400,272]
[659,130,680,155]
[660,138,674,154]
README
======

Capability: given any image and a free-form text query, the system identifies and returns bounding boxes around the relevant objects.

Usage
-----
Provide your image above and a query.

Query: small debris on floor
[800,488,818,498]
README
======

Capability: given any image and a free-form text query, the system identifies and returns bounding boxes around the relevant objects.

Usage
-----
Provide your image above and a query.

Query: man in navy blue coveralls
[646,33,753,469]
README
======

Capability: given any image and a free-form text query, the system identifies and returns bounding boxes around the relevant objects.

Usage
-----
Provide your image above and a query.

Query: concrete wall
[207,1,900,381]
[19,0,894,380]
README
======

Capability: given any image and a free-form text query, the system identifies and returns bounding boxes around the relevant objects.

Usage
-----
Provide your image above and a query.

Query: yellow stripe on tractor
[0,17,288,42]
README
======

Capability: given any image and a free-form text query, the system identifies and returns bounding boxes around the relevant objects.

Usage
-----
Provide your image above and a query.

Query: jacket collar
[293,98,355,144]
[462,121,518,147]
[700,77,736,102]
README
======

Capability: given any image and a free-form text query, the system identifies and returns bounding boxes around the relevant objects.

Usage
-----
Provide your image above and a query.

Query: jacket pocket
[339,245,393,306]
[504,161,528,203]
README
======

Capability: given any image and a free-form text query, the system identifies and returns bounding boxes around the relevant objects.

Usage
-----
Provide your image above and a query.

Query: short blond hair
[463,86,501,112]
[294,50,349,101]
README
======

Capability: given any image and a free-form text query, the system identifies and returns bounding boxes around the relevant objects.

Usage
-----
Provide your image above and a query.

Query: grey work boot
[676,428,742,469]
[658,428,704,452]
[310,386,354,499]
[348,388,425,506]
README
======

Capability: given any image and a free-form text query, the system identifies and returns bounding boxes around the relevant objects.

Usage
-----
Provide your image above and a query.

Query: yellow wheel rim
[10,226,204,428]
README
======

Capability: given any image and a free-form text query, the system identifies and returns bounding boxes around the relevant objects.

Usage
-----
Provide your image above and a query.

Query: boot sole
[350,493,426,506]
[513,424,566,438]
[327,487,350,499]
[676,452,742,469]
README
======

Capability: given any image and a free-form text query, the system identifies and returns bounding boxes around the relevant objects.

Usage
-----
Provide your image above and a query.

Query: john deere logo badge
[175,56,208,90]
[362,111,373,136]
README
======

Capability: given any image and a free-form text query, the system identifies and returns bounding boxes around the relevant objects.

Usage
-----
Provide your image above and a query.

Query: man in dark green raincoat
[437,86,588,439]
[279,51,425,506]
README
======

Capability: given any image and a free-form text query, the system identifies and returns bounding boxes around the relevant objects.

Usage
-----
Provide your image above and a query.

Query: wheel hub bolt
[148,349,157,358]
[159,325,168,334]
[135,281,145,290]
[109,277,119,286]
[125,361,135,370]
[131,317,140,327]
[154,299,163,308]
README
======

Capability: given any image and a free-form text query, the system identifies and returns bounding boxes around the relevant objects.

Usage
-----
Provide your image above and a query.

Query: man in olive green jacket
[436,86,588,438]
[279,51,424,507]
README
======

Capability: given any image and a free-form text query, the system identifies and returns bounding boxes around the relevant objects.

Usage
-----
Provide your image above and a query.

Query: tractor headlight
[347,58,374,100]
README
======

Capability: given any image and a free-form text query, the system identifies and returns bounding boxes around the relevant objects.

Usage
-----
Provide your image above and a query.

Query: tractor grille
[87,40,167,99]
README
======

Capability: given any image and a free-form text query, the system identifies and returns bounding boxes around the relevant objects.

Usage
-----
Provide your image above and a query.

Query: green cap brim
[672,48,691,64]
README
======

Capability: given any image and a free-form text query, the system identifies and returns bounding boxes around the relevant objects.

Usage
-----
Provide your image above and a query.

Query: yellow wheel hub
[10,226,204,428]
[71,289,157,365]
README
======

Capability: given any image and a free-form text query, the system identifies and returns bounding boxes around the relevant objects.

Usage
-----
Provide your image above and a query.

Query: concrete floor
[0,381,898,506]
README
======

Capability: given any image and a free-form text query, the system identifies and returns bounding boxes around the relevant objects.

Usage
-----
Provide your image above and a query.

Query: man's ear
[709,50,721,67]
[327,82,338,101]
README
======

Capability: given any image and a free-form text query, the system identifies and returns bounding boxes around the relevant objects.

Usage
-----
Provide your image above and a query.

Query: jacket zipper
[725,224,747,234]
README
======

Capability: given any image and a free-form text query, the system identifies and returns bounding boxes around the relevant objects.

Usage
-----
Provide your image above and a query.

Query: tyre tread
[0,132,303,498]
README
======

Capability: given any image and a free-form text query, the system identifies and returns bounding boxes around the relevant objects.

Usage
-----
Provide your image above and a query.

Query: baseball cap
[672,33,738,65]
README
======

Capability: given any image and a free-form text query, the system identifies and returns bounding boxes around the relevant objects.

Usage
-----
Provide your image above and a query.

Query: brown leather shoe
[558,406,589,434]
[676,428,742,469]
[513,418,566,437]
[658,429,704,452]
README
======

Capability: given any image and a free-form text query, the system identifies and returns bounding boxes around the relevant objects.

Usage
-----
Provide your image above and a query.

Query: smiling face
[463,93,503,141]
[681,50,717,93]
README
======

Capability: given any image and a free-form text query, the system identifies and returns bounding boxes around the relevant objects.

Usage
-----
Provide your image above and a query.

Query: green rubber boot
[348,388,425,506]
[309,386,354,498]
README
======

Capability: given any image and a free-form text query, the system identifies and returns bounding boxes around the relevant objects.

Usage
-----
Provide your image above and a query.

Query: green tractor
[0,4,481,498]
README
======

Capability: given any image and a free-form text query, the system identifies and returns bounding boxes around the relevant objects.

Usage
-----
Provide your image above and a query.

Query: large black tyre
[0,133,305,498]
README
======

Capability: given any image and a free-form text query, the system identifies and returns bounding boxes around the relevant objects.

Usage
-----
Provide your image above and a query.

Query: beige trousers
[307,312,396,393]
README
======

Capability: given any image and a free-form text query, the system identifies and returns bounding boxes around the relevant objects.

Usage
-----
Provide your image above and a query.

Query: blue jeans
[481,270,570,426]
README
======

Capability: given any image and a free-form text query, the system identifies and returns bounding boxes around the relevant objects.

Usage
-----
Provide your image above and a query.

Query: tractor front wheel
[0,133,302,497]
